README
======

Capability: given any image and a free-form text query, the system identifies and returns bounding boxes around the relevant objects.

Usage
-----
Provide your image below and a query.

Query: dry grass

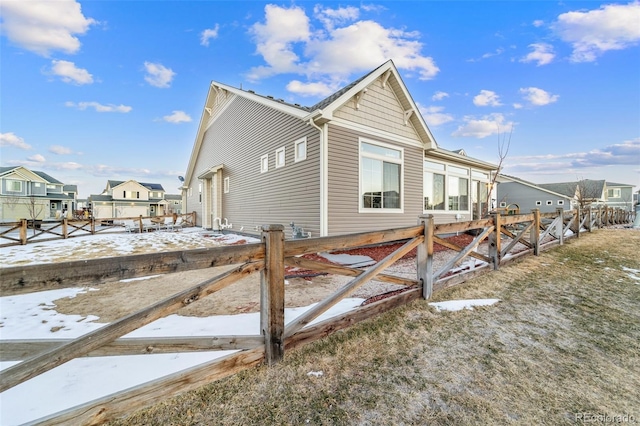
[108,229,640,425]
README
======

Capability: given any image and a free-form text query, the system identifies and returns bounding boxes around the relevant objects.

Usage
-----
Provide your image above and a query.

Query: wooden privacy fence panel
[0,207,635,424]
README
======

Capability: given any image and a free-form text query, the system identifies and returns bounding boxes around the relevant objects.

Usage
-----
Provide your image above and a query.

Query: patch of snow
[319,252,376,267]
[120,274,164,283]
[307,371,324,377]
[429,298,500,312]
[0,287,364,425]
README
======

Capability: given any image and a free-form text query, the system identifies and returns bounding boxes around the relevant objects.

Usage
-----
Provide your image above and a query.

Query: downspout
[307,117,328,237]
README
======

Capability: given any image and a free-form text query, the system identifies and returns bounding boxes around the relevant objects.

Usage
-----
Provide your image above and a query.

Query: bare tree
[573,179,604,210]
[24,196,45,235]
[484,124,512,216]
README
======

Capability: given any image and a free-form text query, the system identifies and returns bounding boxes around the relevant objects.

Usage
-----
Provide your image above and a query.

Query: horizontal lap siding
[327,124,423,235]
[192,97,320,237]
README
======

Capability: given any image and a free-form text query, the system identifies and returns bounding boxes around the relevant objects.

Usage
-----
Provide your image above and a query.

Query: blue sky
[1,0,639,198]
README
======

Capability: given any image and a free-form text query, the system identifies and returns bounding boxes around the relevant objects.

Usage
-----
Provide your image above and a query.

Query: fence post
[62,218,68,239]
[417,215,434,300]
[91,217,96,235]
[585,207,592,232]
[489,212,501,270]
[555,208,565,245]
[597,206,602,228]
[138,215,144,233]
[530,209,540,255]
[571,206,580,237]
[19,219,27,245]
[260,224,285,365]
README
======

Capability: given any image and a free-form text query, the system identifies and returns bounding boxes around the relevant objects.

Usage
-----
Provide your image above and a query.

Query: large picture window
[360,140,403,211]
[7,180,22,192]
[424,161,478,214]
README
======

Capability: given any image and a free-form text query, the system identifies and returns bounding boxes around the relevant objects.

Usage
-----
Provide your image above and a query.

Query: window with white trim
[546,200,552,205]
[607,188,621,198]
[198,183,202,203]
[535,201,542,206]
[260,154,269,173]
[6,180,22,192]
[423,161,470,212]
[275,147,285,168]
[294,137,307,162]
[499,201,507,208]
[558,200,564,205]
[360,140,402,210]
[224,177,229,193]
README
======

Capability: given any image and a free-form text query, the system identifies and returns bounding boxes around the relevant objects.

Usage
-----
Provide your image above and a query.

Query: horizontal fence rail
[0,206,634,424]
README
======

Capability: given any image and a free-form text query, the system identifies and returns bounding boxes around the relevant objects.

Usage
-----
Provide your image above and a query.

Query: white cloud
[554,2,640,62]
[50,60,93,84]
[65,101,132,113]
[432,91,449,101]
[162,111,192,124]
[467,47,505,62]
[27,154,46,163]
[452,113,514,139]
[520,43,555,66]
[49,145,73,155]
[200,24,219,46]
[247,4,311,79]
[519,87,559,106]
[473,90,502,107]
[0,132,32,150]
[0,0,96,57]
[513,103,523,109]
[532,20,545,28]
[418,104,454,127]
[143,62,176,88]
[314,5,360,30]
[247,4,439,88]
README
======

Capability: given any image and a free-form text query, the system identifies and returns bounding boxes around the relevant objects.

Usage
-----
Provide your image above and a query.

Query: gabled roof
[0,166,54,183]
[606,181,634,187]
[539,179,605,198]
[497,174,574,200]
[185,60,439,184]
[107,180,165,191]
[32,171,63,184]
[63,185,78,193]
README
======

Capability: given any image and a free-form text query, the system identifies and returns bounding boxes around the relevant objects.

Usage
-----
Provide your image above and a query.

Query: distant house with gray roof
[0,166,76,221]
[88,179,181,218]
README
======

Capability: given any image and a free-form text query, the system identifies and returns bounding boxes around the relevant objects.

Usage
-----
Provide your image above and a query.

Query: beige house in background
[183,60,496,237]
[89,180,177,219]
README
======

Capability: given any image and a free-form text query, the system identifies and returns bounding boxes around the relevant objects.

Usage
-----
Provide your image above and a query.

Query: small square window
[499,202,507,208]
[294,138,307,162]
[535,201,542,206]
[557,200,564,205]
[275,147,285,168]
[546,200,552,205]
[224,177,229,193]
[261,154,269,173]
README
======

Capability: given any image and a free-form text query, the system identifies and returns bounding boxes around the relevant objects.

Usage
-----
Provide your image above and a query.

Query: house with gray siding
[183,60,496,237]
[0,166,75,221]
[496,175,574,214]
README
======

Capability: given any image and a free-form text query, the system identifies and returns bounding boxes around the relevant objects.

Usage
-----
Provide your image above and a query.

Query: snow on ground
[0,286,365,425]
[318,252,376,267]
[0,228,259,266]
[622,266,640,282]
[428,299,501,312]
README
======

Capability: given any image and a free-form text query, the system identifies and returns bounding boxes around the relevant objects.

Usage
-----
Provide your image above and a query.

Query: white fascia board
[427,148,497,170]
[499,175,572,200]
[330,119,426,150]
[212,81,310,118]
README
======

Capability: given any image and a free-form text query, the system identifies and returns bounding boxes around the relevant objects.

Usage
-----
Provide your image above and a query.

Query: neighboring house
[603,182,635,211]
[183,60,496,237]
[164,193,183,214]
[89,180,180,218]
[496,175,574,214]
[498,177,636,214]
[0,166,75,221]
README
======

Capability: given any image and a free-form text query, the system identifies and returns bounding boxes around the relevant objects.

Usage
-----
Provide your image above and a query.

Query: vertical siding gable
[333,77,421,141]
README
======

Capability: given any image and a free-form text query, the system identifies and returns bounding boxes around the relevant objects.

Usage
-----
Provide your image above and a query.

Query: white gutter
[307,115,328,237]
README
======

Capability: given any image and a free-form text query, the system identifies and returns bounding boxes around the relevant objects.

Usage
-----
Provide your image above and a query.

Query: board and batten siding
[188,96,321,237]
[327,124,424,235]
[333,75,421,142]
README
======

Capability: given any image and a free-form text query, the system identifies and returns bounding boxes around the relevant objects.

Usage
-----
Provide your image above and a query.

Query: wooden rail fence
[0,207,634,425]
[0,212,197,247]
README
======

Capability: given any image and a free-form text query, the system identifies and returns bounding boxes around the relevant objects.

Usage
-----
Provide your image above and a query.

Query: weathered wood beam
[432,235,491,263]
[0,261,262,393]
[0,336,264,361]
[284,256,418,287]
[284,236,423,338]
[434,226,494,280]
[433,218,492,235]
